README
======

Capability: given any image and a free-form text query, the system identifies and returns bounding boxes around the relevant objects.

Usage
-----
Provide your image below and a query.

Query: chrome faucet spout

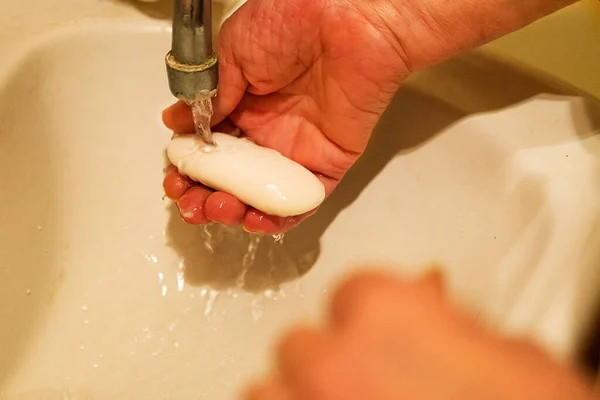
[166,0,218,103]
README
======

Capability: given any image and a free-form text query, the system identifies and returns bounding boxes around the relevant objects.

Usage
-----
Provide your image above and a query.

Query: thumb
[211,24,248,126]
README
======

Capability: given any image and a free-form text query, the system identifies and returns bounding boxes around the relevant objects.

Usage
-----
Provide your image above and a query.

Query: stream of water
[190,96,215,146]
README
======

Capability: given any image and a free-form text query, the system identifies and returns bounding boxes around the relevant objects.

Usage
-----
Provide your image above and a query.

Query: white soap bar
[167,133,326,217]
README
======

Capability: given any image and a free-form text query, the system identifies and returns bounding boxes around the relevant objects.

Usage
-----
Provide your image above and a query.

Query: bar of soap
[167,133,326,217]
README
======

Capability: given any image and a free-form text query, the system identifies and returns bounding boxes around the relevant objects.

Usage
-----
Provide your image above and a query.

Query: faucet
[165,0,218,103]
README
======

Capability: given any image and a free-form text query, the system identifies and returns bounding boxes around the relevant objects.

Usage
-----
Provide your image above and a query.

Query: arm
[356,0,577,72]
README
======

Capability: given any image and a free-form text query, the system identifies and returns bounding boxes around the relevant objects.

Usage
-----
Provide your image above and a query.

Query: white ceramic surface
[1,3,600,399]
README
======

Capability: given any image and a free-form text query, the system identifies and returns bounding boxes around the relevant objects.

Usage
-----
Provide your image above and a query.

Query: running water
[189,95,215,147]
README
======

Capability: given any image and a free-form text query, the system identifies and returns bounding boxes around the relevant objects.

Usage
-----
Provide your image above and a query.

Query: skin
[163,0,575,234]
[244,270,597,400]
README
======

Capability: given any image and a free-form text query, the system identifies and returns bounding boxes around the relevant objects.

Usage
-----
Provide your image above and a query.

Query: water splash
[237,233,262,288]
[251,297,264,322]
[204,290,219,316]
[242,233,262,268]
[144,254,158,263]
[176,261,185,292]
[272,233,285,244]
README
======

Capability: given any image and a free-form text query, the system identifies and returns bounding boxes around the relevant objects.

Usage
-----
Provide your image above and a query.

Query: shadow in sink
[165,204,320,292]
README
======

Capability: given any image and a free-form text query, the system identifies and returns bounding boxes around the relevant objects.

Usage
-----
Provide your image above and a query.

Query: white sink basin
[1,21,600,399]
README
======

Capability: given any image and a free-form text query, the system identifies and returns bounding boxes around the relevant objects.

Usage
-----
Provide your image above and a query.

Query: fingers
[243,208,317,235]
[163,166,316,233]
[329,269,448,329]
[204,192,247,226]
[177,186,212,224]
[329,271,401,328]
[276,327,328,382]
[245,380,294,400]
[163,165,194,200]
[212,19,249,125]
[162,101,194,133]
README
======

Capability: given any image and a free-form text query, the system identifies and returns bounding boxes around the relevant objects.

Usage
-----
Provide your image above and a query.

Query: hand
[162,0,410,234]
[162,0,575,234]
[245,270,596,400]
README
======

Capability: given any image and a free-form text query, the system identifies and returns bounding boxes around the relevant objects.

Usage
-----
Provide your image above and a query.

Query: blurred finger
[276,327,328,384]
[329,271,401,328]
[417,267,447,300]
[177,186,213,224]
[163,165,194,200]
[204,191,247,226]
[244,380,294,400]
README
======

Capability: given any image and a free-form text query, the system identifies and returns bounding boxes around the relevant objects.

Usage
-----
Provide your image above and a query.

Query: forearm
[358,0,577,72]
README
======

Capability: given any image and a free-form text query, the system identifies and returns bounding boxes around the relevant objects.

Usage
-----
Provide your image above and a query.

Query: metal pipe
[166,0,218,103]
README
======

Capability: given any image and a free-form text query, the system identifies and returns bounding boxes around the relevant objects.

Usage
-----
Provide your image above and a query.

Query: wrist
[354,0,577,72]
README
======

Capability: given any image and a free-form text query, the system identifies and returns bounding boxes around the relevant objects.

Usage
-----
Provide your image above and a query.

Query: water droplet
[272,233,285,244]
[148,234,155,239]
[264,289,281,300]
[93,364,98,368]
[145,254,158,263]
[158,272,164,282]
[81,305,88,311]
[252,298,264,322]
[84,319,91,325]
[79,345,85,351]
[204,290,219,316]
[36,225,42,231]
[176,270,184,292]
[161,284,168,296]
[174,341,180,348]
[25,289,31,295]
[169,321,177,331]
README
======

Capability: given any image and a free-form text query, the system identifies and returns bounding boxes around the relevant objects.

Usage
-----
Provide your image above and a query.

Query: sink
[1,20,600,399]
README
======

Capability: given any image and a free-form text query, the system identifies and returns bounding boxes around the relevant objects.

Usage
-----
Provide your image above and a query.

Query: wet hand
[162,0,410,234]
[162,0,575,234]
[245,270,596,400]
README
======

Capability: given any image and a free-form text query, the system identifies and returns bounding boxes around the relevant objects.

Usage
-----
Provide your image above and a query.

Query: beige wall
[483,1,600,98]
